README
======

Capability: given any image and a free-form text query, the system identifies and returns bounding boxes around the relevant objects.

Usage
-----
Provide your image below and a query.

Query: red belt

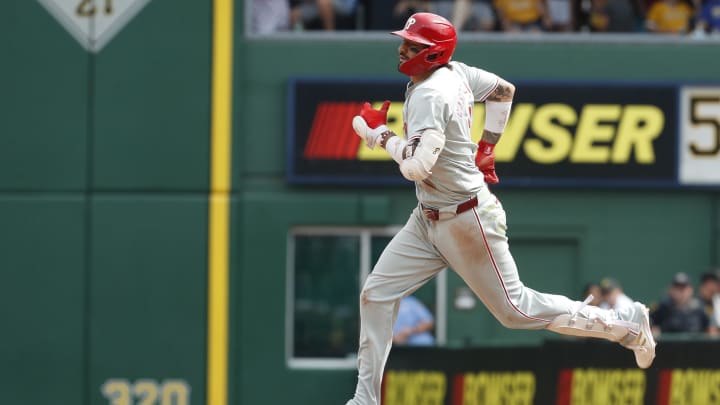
[422,196,479,221]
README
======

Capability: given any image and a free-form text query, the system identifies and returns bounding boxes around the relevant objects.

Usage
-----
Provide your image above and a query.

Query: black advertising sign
[382,339,720,405]
[287,78,679,187]
[287,78,407,185]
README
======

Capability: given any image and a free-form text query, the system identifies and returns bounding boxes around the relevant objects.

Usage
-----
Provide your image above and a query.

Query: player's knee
[359,273,389,305]
[359,282,386,306]
[360,288,371,306]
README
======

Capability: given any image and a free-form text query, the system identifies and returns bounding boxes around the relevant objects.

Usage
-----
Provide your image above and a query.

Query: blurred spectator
[641,0,694,11]
[546,0,574,31]
[587,0,640,32]
[698,271,720,335]
[396,0,432,21]
[650,272,710,336]
[441,0,497,31]
[582,282,605,307]
[645,0,694,34]
[251,0,291,34]
[291,0,359,30]
[366,0,430,30]
[694,0,720,34]
[393,295,435,346]
[493,0,551,32]
[599,277,635,311]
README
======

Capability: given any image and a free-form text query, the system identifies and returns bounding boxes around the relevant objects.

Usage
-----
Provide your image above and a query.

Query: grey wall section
[233,36,720,405]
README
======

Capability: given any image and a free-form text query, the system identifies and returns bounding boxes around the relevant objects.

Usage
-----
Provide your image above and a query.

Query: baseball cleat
[621,302,656,369]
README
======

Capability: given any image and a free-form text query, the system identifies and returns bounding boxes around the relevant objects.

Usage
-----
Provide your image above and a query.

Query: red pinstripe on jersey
[303,102,364,159]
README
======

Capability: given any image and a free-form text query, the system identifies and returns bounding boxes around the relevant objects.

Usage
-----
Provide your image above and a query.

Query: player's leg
[435,190,655,368]
[347,208,447,405]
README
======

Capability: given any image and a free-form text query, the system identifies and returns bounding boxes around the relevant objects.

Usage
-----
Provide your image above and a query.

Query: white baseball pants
[346,187,641,405]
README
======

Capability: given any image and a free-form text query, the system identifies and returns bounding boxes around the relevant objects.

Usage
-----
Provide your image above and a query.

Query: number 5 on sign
[679,87,720,185]
[101,379,191,405]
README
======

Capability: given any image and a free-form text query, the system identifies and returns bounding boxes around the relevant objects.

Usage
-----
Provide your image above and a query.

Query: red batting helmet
[391,13,458,76]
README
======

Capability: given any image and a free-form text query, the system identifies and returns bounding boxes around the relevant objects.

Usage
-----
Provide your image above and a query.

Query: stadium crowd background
[251,0,720,36]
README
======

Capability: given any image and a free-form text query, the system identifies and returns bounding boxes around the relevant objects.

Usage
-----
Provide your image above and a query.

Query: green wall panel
[89,196,207,405]
[0,1,88,190]
[499,189,713,303]
[234,193,365,405]
[714,197,720,268]
[0,197,85,405]
[93,0,211,190]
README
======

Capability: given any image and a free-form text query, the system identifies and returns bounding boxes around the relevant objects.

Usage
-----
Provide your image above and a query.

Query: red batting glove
[360,100,390,129]
[475,140,499,184]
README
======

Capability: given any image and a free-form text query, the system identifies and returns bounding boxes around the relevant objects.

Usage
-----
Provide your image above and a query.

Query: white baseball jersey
[403,61,499,208]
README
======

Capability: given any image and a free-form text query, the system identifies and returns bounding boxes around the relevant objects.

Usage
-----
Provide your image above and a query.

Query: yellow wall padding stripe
[207,0,232,404]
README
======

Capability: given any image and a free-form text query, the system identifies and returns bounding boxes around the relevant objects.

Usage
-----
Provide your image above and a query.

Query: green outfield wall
[1,1,719,404]
[1,1,209,404]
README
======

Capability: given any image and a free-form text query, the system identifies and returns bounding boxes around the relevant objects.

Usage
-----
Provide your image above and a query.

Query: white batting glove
[352,116,389,150]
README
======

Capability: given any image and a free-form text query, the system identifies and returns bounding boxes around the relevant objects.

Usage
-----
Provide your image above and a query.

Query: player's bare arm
[379,130,419,160]
[475,78,515,184]
[481,129,501,145]
[486,78,515,102]
[482,78,515,142]
[379,130,397,150]
[481,78,515,142]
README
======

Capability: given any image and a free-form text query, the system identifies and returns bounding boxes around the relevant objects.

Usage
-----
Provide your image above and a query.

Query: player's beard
[398,54,408,72]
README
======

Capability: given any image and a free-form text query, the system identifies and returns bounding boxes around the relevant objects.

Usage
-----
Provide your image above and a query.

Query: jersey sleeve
[454,61,499,102]
[406,87,450,135]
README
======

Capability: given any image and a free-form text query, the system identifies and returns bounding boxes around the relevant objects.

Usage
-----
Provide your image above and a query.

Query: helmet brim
[390,30,434,46]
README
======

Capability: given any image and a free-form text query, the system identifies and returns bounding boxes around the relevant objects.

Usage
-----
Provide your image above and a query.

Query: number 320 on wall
[101,379,190,405]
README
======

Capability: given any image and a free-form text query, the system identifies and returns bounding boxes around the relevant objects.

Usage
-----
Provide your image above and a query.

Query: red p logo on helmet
[404,17,416,30]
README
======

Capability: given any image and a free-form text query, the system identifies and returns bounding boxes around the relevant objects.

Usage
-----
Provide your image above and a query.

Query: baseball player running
[346,12,656,405]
